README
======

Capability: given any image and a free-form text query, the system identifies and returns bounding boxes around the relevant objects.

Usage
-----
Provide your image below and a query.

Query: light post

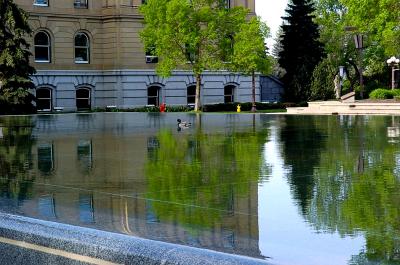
[386,56,400,90]
[354,34,364,99]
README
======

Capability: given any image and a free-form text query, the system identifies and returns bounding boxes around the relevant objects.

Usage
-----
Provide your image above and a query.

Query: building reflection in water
[0,114,266,259]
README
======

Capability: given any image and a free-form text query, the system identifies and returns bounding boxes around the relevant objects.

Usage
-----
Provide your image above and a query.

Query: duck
[177,119,191,130]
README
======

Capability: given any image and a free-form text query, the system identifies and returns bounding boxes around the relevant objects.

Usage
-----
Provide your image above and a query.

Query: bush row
[93,102,300,113]
[369,88,400,99]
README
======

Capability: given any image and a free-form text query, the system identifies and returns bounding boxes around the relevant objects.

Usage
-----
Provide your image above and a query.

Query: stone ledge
[0,213,271,265]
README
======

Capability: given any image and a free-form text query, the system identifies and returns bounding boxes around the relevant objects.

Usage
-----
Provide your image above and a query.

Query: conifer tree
[278,0,324,103]
[0,0,36,114]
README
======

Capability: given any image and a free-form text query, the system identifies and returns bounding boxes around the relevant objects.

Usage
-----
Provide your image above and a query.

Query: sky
[255,0,289,49]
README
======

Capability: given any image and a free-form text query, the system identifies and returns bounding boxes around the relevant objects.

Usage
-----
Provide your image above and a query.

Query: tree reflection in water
[145,125,268,231]
[281,115,400,264]
[0,116,35,205]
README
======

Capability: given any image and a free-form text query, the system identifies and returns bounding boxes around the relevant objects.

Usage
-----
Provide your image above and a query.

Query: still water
[0,113,399,265]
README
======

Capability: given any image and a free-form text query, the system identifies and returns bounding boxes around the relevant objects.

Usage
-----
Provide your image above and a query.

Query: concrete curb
[0,213,272,265]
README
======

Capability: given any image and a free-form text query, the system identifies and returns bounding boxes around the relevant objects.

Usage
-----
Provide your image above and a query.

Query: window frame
[34,31,51,63]
[74,0,88,9]
[74,32,90,64]
[147,86,160,107]
[76,88,91,110]
[33,0,49,7]
[224,85,235,103]
[36,87,52,111]
[187,85,196,105]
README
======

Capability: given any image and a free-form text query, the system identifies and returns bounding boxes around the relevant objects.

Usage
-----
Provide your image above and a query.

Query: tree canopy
[231,16,273,111]
[0,0,36,114]
[140,0,248,111]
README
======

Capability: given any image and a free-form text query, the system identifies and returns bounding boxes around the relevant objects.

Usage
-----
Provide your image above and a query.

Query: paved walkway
[287,100,400,115]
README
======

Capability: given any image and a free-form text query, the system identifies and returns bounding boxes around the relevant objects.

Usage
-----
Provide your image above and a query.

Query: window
[34,0,48,6]
[76,88,91,110]
[147,86,160,106]
[74,0,88,8]
[34,32,51,62]
[145,47,158,63]
[75,33,90,63]
[224,85,235,103]
[36,88,52,111]
[187,85,196,105]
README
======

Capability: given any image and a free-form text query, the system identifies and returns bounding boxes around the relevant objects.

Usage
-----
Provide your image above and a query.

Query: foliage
[0,0,36,113]
[340,0,400,56]
[139,0,248,111]
[278,0,325,103]
[144,125,268,229]
[230,16,273,111]
[0,116,36,201]
[310,58,337,100]
[231,16,272,76]
[369,88,395,99]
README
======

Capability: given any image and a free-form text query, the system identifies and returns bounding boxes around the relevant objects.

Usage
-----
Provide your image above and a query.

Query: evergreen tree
[0,0,36,114]
[278,0,324,103]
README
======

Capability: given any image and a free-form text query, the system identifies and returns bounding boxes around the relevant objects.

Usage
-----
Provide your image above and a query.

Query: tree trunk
[251,71,256,112]
[195,74,201,112]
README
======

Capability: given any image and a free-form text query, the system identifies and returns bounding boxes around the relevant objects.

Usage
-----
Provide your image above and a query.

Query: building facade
[14,0,260,111]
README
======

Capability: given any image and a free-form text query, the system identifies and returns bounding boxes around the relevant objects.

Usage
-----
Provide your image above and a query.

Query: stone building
[14,0,260,112]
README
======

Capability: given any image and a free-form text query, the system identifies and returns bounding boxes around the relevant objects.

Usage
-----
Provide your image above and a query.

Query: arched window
[34,31,51,63]
[224,85,235,103]
[147,86,160,106]
[36,88,52,111]
[76,88,91,110]
[187,85,196,105]
[75,33,90,63]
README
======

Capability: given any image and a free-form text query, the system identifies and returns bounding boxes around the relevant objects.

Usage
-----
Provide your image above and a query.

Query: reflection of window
[34,32,51,62]
[34,0,48,6]
[76,88,91,110]
[79,194,94,223]
[147,86,160,106]
[224,85,235,103]
[222,230,235,249]
[74,0,88,8]
[74,33,90,63]
[187,85,196,105]
[147,137,159,161]
[146,200,159,223]
[226,186,234,216]
[37,143,54,175]
[77,140,92,170]
[36,88,52,111]
[38,195,56,218]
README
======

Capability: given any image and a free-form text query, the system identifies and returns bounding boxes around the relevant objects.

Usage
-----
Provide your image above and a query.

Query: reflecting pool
[0,113,400,265]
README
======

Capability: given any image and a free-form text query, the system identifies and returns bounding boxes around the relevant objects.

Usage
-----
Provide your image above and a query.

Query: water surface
[0,113,399,265]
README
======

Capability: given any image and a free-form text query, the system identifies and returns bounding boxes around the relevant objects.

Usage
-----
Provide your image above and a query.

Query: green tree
[0,0,36,114]
[340,0,400,57]
[231,17,273,112]
[278,0,324,103]
[139,0,247,111]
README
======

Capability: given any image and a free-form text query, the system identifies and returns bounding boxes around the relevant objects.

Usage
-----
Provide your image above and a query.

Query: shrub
[202,102,285,112]
[369,88,393,99]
